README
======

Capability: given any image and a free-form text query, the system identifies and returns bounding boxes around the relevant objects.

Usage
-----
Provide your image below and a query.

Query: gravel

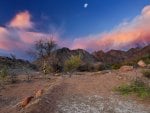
[57,95,150,113]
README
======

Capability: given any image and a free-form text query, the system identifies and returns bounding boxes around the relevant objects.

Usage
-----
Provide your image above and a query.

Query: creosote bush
[116,79,150,99]
[64,55,81,72]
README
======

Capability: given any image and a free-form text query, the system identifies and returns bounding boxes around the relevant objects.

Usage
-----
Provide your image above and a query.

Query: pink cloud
[0,27,28,51]
[71,5,150,51]
[0,11,59,53]
[19,31,59,44]
[0,28,59,52]
[9,11,33,29]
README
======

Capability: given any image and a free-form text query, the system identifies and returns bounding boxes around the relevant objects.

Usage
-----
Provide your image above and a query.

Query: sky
[0,0,150,60]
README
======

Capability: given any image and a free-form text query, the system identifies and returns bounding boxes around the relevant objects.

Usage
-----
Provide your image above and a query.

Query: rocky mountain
[33,44,150,72]
[93,50,127,64]
[0,56,36,69]
[93,44,150,65]
[53,47,98,65]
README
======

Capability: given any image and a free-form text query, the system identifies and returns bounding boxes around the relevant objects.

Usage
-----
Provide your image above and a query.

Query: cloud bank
[71,5,150,51]
[0,11,59,59]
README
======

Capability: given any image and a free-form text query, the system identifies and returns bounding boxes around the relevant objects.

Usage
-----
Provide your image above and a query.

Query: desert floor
[0,69,150,113]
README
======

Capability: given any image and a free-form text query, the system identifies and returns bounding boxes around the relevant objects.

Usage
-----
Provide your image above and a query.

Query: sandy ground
[0,73,60,113]
[0,69,150,113]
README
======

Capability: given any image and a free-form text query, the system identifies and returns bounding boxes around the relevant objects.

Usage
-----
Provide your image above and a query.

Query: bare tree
[35,39,45,58]
[31,38,57,59]
[10,53,16,61]
[27,37,57,59]
[44,38,57,56]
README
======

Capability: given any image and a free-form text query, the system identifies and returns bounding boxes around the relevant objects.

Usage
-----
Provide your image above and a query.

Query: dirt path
[0,75,61,113]
[23,70,150,113]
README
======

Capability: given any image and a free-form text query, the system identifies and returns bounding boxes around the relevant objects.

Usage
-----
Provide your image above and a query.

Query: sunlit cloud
[0,11,59,56]
[9,11,33,30]
[72,5,150,51]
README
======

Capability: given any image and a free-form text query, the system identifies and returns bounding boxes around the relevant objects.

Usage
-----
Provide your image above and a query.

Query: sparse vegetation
[0,66,9,84]
[140,54,150,64]
[116,79,150,98]
[22,67,32,82]
[78,63,98,72]
[64,55,82,73]
[142,69,150,79]
[9,72,18,83]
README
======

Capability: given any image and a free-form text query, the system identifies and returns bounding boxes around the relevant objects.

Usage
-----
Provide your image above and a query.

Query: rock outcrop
[0,56,36,69]
[20,96,34,108]
[137,60,147,67]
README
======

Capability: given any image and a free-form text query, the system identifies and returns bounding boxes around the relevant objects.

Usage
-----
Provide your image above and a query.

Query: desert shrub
[64,55,81,72]
[122,61,136,66]
[51,63,63,73]
[78,63,94,72]
[78,64,87,72]
[99,64,111,71]
[78,63,108,72]
[141,54,150,64]
[0,66,9,83]
[42,62,53,75]
[116,79,150,98]
[142,69,150,79]
[111,63,122,70]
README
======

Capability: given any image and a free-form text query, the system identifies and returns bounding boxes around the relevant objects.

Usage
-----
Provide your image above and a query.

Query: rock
[137,60,147,67]
[20,96,34,108]
[35,89,43,98]
[54,73,61,76]
[119,65,133,72]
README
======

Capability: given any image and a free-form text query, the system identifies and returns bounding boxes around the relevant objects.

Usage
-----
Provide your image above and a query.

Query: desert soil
[0,69,150,113]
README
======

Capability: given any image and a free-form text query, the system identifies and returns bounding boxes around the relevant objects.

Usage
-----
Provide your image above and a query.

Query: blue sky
[0,0,150,59]
[0,0,149,37]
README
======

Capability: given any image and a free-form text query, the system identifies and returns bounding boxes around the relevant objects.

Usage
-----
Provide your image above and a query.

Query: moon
[84,3,88,8]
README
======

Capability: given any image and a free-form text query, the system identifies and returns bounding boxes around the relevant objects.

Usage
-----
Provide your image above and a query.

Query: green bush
[64,55,81,72]
[116,79,150,98]
[141,54,150,64]
[142,70,150,79]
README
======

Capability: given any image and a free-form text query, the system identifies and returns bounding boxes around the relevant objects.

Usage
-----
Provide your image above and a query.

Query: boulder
[137,60,146,67]
[20,96,34,108]
[119,65,133,72]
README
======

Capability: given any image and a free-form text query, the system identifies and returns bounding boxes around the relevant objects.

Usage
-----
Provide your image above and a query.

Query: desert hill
[0,56,36,70]
[93,44,150,66]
